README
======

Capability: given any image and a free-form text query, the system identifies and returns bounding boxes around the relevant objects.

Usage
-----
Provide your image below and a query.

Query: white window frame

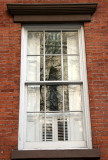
[18,24,92,150]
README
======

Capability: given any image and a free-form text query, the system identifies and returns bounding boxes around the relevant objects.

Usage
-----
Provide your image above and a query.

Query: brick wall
[0,0,108,160]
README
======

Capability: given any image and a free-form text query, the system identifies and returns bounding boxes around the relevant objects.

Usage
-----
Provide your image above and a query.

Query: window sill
[11,149,100,160]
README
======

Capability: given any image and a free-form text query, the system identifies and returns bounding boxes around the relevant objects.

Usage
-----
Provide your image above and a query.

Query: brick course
[0,0,108,160]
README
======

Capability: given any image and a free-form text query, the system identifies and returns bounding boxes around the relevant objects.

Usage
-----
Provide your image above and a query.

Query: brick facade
[0,0,108,160]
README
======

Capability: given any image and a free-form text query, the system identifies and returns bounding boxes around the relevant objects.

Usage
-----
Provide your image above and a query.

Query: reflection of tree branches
[48,66,58,111]
[45,32,61,54]
[49,86,58,111]
[40,86,44,111]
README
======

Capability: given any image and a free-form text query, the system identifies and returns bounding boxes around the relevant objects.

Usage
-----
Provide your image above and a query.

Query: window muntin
[19,25,92,150]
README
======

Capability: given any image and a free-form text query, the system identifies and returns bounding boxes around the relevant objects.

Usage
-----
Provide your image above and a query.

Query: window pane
[27,85,44,112]
[26,113,44,142]
[28,32,43,55]
[68,112,84,141]
[63,32,79,55]
[46,85,63,111]
[27,56,43,81]
[42,118,53,141]
[45,32,61,54]
[45,56,62,81]
[26,112,83,142]
[63,56,80,81]
[45,112,83,142]
[58,117,68,141]
[64,85,82,111]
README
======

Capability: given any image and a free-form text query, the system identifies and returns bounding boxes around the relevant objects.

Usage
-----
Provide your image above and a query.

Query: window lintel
[7,3,97,23]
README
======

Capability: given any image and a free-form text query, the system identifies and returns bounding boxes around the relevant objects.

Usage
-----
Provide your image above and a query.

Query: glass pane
[26,112,83,142]
[63,56,80,81]
[67,112,84,141]
[45,32,61,54]
[27,85,44,112]
[63,32,79,55]
[27,56,43,81]
[42,118,53,141]
[46,86,63,111]
[45,56,62,81]
[58,117,68,141]
[26,113,44,142]
[64,85,82,111]
[28,32,43,55]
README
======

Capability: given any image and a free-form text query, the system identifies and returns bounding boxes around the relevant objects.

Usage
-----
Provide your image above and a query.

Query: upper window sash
[25,28,82,84]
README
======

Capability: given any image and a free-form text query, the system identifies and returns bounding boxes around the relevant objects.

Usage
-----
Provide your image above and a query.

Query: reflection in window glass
[27,56,43,81]
[46,86,63,111]
[45,56,62,81]
[63,56,80,81]
[26,113,44,142]
[25,29,85,146]
[64,85,82,111]
[43,118,53,141]
[27,86,44,112]
[58,118,68,141]
[45,32,61,54]
[63,32,79,55]
[28,32,43,55]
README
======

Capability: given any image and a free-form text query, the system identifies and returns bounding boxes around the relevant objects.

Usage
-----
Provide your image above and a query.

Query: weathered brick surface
[0,0,108,160]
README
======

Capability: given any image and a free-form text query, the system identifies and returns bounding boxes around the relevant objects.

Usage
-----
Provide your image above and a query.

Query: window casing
[19,24,92,150]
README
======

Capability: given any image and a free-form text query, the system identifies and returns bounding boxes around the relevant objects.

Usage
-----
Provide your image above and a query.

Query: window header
[7,3,97,23]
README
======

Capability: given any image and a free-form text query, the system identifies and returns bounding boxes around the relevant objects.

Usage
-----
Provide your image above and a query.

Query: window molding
[18,24,92,150]
[7,3,97,23]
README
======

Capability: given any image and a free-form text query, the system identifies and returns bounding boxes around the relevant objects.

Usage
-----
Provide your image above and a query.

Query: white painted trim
[80,26,92,149]
[24,141,86,150]
[18,27,28,150]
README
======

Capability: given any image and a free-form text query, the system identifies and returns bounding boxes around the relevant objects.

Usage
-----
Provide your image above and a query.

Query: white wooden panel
[24,141,86,149]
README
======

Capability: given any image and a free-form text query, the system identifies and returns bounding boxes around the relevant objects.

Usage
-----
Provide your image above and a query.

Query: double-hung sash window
[19,24,92,150]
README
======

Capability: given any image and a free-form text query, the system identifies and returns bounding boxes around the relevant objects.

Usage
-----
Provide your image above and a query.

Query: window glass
[28,32,43,55]
[45,32,61,54]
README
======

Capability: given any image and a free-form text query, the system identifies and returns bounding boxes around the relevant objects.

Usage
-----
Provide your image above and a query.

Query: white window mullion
[44,86,46,142]
[63,86,65,141]
[44,31,46,142]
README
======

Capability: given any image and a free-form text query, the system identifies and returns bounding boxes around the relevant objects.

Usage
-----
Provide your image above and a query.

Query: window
[19,24,92,150]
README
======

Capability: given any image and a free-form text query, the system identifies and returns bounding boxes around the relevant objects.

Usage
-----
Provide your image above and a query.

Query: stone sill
[11,149,100,160]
